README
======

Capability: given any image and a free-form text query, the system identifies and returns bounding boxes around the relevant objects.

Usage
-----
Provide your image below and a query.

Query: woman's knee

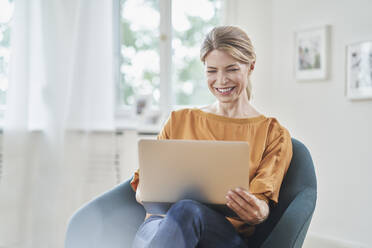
[167,199,208,221]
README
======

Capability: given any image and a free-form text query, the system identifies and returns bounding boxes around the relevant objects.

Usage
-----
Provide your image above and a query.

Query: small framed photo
[134,94,161,125]
[346,41,372,100]
[295,26,330,80]
[134,94,152,116]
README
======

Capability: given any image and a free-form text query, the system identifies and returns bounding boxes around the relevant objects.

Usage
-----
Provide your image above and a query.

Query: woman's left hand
[225,187,269,225]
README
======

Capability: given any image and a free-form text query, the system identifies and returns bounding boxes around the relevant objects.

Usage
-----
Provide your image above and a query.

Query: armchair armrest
[261,188,317,248]
[65,180,146,248]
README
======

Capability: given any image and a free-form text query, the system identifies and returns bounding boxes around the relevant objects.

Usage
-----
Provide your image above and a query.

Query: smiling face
[205,49,252,103]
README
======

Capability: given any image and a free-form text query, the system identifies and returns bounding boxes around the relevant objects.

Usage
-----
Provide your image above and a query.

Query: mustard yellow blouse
[130,108,293,236]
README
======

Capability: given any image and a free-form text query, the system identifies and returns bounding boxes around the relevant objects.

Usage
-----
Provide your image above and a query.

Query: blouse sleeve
[249,120,293,204]
[129,113,173,191]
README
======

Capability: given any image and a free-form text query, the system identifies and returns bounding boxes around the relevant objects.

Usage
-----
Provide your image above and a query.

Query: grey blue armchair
[65,138,317,248]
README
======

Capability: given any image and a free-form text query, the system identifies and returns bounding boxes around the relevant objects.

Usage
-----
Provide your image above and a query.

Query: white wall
[226,0,372,247]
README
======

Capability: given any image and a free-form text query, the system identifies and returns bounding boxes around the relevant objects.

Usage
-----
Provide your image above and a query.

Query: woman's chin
[215,95,238,103]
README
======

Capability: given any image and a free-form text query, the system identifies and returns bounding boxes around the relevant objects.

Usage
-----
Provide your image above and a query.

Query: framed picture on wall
[295,26,330,80]
[346,41,372,100]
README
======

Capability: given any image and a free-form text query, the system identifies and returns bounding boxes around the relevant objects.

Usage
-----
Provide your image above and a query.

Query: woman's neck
[212,98,261,118]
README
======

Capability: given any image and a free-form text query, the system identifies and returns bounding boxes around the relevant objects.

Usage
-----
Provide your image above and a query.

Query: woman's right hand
[226,187,269,225]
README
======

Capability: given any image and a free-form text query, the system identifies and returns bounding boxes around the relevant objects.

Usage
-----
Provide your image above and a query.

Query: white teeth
[217,87,234,93]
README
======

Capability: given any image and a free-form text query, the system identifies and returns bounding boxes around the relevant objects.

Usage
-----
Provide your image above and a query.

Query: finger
[226,200,246,220]
[227,190,253,211]
[226,192,254,218]
[226,198,250,221]
[226,198,262,225]
[227,189,257,213]
[232,189,270,224]
[234,188,260,209]
[226,194,257,222]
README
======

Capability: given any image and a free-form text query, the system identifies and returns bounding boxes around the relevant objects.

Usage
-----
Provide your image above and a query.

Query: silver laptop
[137,139,250,217]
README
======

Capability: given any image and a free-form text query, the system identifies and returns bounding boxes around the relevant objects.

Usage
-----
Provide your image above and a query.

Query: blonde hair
[200,26,256,101]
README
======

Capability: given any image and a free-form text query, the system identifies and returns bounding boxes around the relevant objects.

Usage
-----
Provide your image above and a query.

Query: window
[118,0,223,117]
[0,0,14,120]
[119,0,161,107]
[172,0,222,106]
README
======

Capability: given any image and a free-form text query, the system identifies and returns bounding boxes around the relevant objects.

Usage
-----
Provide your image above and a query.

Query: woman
[130,26,293,248]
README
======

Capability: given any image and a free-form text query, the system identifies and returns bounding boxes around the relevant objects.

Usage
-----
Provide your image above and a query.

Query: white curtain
[0,0,118,247]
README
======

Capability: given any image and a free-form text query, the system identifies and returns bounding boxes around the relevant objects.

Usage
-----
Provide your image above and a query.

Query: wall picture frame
[346,41,372,100]
[295,26,330,80]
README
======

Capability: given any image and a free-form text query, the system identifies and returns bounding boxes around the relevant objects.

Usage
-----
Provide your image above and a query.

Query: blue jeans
[132,199,248,248]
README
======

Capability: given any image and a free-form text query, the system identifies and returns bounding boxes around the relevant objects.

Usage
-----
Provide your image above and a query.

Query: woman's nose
[217,72,228,85]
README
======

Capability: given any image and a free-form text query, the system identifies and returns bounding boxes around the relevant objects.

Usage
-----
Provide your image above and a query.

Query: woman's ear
[247,61,255,76]
[250,61,255,71]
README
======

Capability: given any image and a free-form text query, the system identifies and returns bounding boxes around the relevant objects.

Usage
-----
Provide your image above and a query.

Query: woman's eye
[207,70,217,73]
[228,68,239,72]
